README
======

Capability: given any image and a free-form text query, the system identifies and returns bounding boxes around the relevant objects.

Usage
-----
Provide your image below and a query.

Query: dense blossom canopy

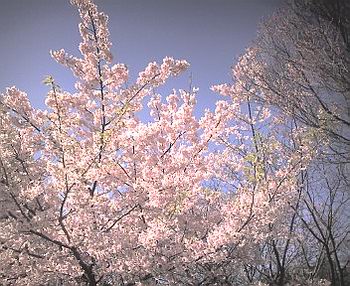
[0,0,319,285]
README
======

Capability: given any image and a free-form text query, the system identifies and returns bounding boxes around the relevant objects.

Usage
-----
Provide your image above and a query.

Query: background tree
[227,0,350,285]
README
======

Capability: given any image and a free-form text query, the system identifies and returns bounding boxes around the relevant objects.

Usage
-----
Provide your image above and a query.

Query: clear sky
[0,0,282,118]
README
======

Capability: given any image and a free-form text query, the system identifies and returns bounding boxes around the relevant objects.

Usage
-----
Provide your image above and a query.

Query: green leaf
[42,75,54,86]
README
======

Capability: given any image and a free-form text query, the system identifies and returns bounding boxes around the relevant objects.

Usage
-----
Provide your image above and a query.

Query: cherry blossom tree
[0,0,311,285]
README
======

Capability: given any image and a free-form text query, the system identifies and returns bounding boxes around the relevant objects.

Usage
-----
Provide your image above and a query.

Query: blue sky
[0,0,282,118]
